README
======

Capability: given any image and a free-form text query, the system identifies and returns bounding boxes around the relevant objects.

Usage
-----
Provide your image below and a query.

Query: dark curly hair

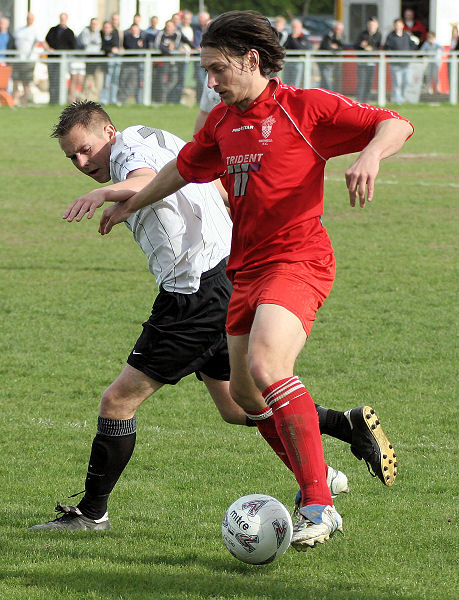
[201,11,285,77]
[51,100,114,138]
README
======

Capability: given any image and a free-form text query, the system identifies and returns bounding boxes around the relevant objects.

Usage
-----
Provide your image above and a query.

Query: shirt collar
[230,77,280,114]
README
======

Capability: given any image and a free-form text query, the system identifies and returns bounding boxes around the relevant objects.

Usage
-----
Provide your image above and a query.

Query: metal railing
[283,50,458,105]
[1,49,457,106]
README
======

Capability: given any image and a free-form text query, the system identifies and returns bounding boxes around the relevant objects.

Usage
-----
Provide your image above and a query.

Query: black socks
[315,404,352,443]
[247,404,352,444]
[77,416,137,520]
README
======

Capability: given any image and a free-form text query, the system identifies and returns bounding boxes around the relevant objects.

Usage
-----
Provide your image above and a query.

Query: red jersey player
[99,11,413,551]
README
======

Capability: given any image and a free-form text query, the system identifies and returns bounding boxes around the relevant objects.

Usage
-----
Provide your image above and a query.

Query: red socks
[244,406,293,471]
[248,377,332,507]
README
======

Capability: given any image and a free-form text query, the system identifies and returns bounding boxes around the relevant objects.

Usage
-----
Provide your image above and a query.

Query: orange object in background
[0,65,14,106]
[438,50,450,94]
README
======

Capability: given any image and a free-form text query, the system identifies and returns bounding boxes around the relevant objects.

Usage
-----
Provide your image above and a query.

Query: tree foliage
[180,0,334,18]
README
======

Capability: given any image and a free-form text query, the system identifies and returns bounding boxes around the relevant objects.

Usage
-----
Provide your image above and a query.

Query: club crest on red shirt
[261,115,276,139]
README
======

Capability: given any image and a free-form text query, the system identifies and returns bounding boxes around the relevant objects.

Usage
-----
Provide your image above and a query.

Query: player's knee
[219,410,241,425]
[99,384,134,419]
[229,381,252,407]
[247,355,273,390]
[100,386,120,413]
[248,354,292,391]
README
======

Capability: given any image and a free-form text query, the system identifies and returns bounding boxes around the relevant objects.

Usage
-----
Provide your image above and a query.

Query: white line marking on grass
[66,420,88,428]
[324,176,459,188]
[30,417,54,427]
[397,153,457,159]
[396,442,457,451]
[30,417,89,428]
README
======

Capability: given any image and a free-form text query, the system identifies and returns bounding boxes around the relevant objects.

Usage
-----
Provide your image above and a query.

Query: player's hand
[345,151,380,208]
[99,201,134,235]
[63,189,107,222]
[63,189,138,223]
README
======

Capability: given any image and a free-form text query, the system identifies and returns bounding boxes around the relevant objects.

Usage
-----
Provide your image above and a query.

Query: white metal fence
[1,49,458,107]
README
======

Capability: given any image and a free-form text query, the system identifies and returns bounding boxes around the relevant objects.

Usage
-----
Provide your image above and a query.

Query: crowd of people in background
[0,7,458,107]
[0,9,212,107]
[269,7,453,104]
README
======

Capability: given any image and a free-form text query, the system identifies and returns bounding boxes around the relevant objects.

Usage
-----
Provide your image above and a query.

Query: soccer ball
[221,494,293,565]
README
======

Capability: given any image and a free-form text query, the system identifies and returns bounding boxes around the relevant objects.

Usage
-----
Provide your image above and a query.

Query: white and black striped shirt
[110,126,231,293]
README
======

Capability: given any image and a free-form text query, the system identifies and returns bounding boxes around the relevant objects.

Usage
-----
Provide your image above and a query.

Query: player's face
[60,123,116,183]
[201,46,256,109]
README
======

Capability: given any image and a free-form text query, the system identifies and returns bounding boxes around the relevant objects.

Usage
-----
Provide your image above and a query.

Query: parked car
[269,15,335,47]
[301,15,335,46]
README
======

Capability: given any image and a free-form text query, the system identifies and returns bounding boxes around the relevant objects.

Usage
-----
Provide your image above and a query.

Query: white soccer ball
[221,494,293,565]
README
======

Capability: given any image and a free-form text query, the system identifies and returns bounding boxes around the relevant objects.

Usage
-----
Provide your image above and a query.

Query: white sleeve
[199,76,221,113]
[110,127,184,183]
[111,149,159,182]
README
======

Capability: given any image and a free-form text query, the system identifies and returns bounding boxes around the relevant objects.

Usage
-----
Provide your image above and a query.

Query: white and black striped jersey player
[111,125,231,294]
[29,104,250,531]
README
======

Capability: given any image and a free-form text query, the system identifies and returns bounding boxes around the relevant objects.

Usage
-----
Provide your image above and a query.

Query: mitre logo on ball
[221,494,293,565]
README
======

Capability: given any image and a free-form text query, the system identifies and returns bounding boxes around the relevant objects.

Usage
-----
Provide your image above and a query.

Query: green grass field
[0,103,457,600]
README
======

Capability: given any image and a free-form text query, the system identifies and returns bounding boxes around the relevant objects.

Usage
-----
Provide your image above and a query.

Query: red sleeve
[176,112,226,183]
[301,89,413,160]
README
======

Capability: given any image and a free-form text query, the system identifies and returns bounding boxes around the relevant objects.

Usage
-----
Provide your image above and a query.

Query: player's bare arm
[213,178,230,210]
[63,168,156,223]
[345,118,414,208]
[193,109,209,135]
[99,159,187,235]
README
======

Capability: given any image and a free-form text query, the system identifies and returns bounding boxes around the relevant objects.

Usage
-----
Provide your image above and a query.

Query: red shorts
[226,255,336,337]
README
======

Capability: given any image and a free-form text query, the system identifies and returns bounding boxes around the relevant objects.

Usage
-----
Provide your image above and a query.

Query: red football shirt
[177,78,412,281]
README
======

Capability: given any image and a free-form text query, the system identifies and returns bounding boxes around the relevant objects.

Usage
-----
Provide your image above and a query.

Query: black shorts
[12,62,35,83]
[127,259,232,385]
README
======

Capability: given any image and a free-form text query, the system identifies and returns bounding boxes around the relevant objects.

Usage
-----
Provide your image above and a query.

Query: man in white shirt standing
[78,17,103,100]
[13,12,41,105]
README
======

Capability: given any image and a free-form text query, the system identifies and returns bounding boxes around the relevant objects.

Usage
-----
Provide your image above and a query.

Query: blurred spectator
[78,18,103,101]
[130,13,147,45]
[451,23,458,50]
[13,12,41,105]
[133,13,142,30]
[108,13,122,103]
[145,16,160,47]
[0,16,15,59]
[319,21,344,91]
[68,59,85,103]
[181,10,194,43]
[111,13,122,45]
[44,13,76,104]
[171,12,182,28]
[274,16,288,47]
[385,18,418,104]
[403,8,427,46]
[118,23,143,105]
[354,17,381,104]
[450,20,459,70]
[283,19,311,88]
[0,16,14,100]
[448,24,459,96]
[155,19,188,104]
[99,20,120,104]
[178,10,195,103]
[147,16,162,103]
[420,31,444,94]
[126,14,147,103]
[100,20,118,57]
[192,11,211,102]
